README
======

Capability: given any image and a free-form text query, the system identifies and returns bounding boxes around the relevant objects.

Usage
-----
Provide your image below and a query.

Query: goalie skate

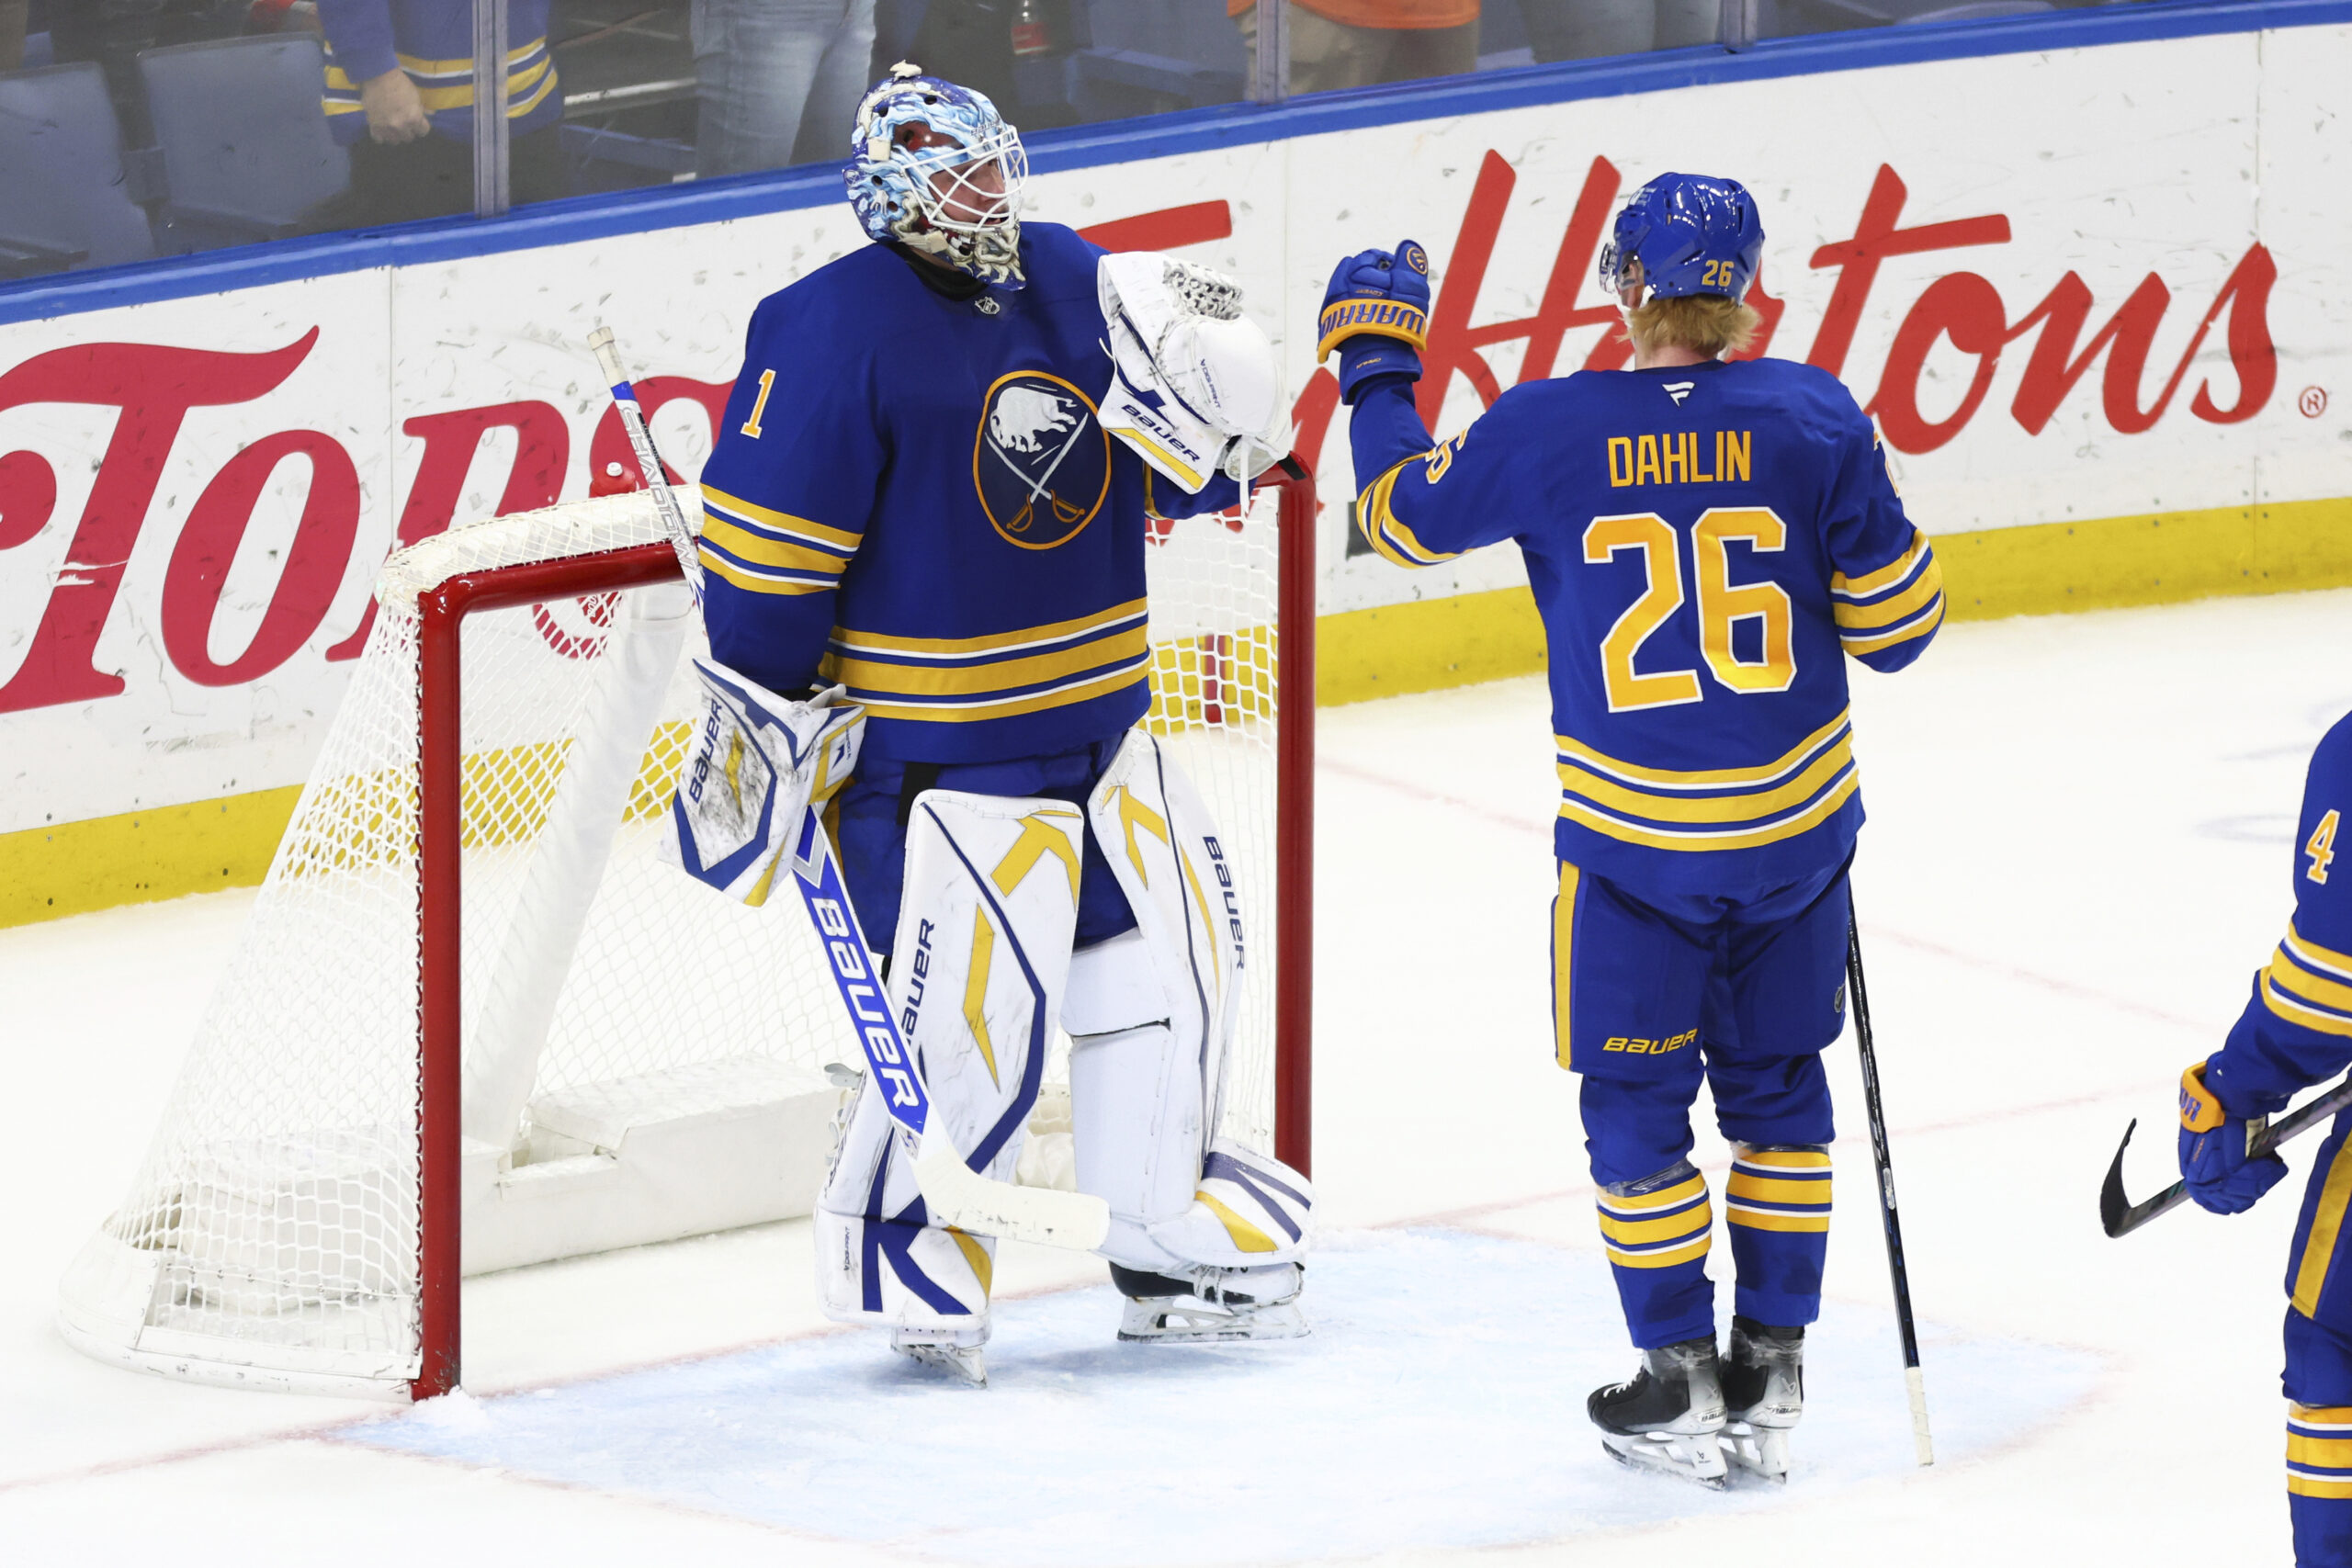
[1111,1262,1307,1344]
[1720,1316,1805,1482]
[891,1325,989,1387]
[1589,1337,1729,1488]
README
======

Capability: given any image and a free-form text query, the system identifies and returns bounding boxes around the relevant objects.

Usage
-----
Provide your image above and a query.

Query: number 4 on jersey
[2311,808,2341,886]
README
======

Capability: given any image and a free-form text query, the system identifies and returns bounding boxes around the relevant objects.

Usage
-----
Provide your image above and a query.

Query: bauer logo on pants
[973,371,1112,550]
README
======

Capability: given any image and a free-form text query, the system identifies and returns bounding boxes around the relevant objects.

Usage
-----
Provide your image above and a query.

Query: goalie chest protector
[697,222,1240,767]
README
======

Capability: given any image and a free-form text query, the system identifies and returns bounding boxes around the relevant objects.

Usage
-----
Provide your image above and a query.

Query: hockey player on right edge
[1321,174,1942,1484]
[2172,708,2352,1566]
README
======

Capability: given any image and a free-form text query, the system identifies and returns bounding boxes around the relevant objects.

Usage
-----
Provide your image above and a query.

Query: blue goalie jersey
[1350,356,1943,900]
[696,222,1240,765]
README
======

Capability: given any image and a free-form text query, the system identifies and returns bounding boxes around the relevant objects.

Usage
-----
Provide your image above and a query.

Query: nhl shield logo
[973,370,1111,549]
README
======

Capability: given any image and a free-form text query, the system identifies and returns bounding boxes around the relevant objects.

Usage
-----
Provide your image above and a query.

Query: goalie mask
[844,62,1029,290]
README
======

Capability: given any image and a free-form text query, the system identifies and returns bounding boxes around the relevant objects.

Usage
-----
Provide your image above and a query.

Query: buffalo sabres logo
[973,370,1111,549]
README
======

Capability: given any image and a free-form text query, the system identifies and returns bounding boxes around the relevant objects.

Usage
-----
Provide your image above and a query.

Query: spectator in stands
[315,0,569,223]
[1229,0,1479,96]
[692,0,876,176]
[1520,0,1714,62]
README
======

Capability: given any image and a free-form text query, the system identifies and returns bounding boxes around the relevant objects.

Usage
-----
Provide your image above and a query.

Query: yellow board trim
[12,495,2352,930]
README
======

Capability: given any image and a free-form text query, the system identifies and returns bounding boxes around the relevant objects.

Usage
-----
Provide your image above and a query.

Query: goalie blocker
[817,730,1313,1359]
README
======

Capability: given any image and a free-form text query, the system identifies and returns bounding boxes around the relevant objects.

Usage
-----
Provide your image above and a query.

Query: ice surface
[338,1228,2096,1562]
[6,586,2352,1564]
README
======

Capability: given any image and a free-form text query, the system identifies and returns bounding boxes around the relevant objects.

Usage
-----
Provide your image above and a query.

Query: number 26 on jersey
[1583,508,1795,713]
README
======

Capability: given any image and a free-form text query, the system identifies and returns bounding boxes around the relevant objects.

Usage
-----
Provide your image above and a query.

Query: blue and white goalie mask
[663,659,865,906]
[843,62,1029,290]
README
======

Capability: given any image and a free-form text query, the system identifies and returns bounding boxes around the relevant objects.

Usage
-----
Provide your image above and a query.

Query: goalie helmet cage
[56,466,1316,1403]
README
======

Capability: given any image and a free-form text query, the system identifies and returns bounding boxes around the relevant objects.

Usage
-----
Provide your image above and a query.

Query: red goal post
[409,464,1316,1397]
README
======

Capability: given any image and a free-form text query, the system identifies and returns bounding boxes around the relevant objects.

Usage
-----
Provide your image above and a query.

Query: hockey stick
[588,323,1111,1252]
[1848,912,1934,1467]
[586,326,705,602]
[2099,1077,2352,1239]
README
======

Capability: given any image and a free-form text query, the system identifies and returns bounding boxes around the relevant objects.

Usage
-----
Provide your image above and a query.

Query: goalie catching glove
[1097,252,1286,494]
[663,658,864,905]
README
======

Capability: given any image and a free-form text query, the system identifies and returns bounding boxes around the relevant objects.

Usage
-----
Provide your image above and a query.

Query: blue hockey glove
[1319,240,1430,404]
[2178,1059,2288,1214]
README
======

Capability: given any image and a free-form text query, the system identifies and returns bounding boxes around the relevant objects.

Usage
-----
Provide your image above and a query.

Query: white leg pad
[1077,732,1313,1273]
[813,789,1084,1329]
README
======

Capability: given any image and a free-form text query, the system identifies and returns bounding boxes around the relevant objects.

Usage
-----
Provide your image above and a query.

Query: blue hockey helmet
[843,62,1030,289]
[1597,173,1764,303]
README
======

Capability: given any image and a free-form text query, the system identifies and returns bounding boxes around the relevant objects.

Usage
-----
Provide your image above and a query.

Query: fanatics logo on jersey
[1663,381,1695,406]
[973,371,1112,550]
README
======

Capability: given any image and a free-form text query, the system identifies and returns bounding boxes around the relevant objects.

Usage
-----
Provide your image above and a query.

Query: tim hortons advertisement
[0,22,2344,842]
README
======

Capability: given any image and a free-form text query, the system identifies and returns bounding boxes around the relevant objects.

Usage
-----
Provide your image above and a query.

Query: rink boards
[1,4,2347,923]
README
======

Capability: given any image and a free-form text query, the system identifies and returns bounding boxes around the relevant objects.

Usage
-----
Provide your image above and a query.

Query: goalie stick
[2100,1077,2352,1239]
[587,323,1112,1252]
[1849,912,1935,1467]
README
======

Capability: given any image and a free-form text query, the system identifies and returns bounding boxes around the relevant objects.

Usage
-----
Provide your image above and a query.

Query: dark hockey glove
[1318,240,1430,404]
[2178,1059,2288,1214]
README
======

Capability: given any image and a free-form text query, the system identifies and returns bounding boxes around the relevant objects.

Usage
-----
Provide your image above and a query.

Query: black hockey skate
[1720,1316,1804,1482]
[1588,1336,1728,1487]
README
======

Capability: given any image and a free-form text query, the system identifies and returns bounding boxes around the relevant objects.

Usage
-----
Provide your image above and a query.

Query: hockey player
[690,65,1312,1385]
[1322,174,1942,1483]
[2176,711,2352,1565]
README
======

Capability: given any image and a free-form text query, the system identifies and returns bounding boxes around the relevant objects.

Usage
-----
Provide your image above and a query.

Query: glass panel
[0,0,2172,281]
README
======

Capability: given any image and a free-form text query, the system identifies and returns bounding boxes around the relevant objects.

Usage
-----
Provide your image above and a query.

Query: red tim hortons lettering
[160,430,361,687]
[0,330,320,714]
[324,400,571,660]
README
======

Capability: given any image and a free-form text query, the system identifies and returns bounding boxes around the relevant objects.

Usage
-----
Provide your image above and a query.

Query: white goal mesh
[57,483,1296,1397]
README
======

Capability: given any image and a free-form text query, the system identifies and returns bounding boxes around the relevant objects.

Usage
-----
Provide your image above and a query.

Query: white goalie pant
[813,732,1312,1337]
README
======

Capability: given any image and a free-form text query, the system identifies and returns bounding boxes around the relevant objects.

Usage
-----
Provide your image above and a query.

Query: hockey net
[57,471,1314,1400]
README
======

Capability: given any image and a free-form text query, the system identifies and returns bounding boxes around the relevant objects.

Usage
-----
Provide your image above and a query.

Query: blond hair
[1625,294,1761,360]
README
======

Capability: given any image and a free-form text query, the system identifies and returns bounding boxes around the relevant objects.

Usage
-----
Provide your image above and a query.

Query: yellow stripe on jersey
[820,661,1147,725]
[1355,457,1461,569]
[699,486,864,552]
[1556,711,1851,790]
[2289,926,2352,981]
[2264,973,2352,1040]
[1832,527,1933,599]
[2274,942,2352,1015]
[1841,597,1946,657]
[2294,1136,2352,1315]
[1835,553,1945,630]
[1559,769,1860,853]
[700,552,831,597]
[831,598,1147,660]
[698,513,853,581]
[1557,734,1854,827]
[827,626,1149,699]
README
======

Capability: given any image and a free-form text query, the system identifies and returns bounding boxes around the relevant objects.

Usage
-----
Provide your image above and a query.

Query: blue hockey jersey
[2206,711,2352,1114]
[698,223,1241,764]
[1350,356,1942,899]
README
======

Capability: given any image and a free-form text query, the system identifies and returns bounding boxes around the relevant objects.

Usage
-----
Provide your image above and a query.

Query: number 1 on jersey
[741,368,776,438]
[2311,808,2341,886]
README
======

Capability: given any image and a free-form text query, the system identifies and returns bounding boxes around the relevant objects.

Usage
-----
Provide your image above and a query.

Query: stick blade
[913,1139,1111,1251]
[2098,1118,2138,1238]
